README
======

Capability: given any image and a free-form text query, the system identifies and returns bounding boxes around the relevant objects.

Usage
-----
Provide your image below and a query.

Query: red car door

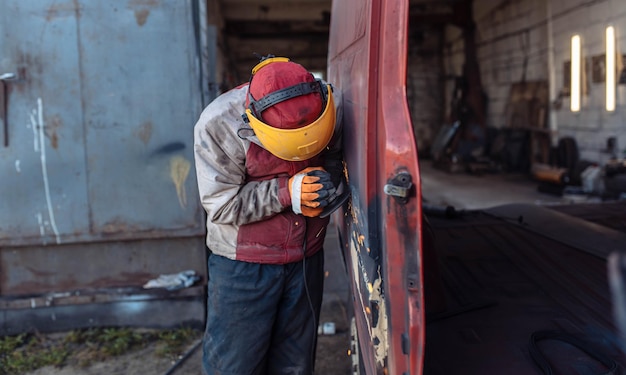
[328,0,424,374]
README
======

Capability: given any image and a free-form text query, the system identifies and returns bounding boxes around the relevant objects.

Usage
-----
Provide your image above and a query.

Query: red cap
[248,61,323,129]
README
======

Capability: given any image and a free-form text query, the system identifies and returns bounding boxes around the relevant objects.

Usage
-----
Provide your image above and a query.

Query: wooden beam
[220,1,331,22]
[224,20,329,39]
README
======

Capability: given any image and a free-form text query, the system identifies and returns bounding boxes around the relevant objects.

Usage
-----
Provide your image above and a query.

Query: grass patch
[0,333,69,374]
[155,327,198,358]
[0,327,201,375]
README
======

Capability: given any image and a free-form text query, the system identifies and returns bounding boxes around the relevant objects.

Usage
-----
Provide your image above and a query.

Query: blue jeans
[203,250,324,375]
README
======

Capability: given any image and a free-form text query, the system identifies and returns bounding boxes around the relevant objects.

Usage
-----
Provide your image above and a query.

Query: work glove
[310,169,349,218]
[288,167,333,217]
[305,170,337,207]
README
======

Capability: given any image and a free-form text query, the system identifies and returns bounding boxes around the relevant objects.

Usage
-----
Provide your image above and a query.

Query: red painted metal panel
[328,0,424,374]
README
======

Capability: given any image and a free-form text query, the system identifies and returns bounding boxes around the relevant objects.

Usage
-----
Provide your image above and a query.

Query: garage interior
[211,1,626,373]
[213,0,626,204]
[2,0,626,373]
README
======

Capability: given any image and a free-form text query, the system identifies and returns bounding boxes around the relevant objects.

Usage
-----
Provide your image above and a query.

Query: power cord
[302,239,318,374]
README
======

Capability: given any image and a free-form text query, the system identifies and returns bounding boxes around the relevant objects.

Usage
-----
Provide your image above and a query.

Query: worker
[193,55,344,375]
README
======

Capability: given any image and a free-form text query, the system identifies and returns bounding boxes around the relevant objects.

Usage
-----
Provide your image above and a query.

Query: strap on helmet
[248,80,328,118]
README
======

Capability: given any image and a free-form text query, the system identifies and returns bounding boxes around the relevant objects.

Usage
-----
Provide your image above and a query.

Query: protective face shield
[242,56,336,161]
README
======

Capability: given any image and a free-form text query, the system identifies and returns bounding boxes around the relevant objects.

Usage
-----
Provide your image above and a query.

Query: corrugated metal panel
[80,1,202,237]
[0,0,208,334]
[0,0,205,246]
[0,1,91,246]
[0,236,207,334]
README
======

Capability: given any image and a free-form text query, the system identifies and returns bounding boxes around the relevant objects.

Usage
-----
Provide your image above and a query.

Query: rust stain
[46,2,80,21]
[25,266,56,278]
[12,52,39,94]
[135,121,153,144]
[134,9,150,26]
[129,0,158,26]
[129,0,159,6]
[100,219,140,234]
[45,114,62,149]
[358,234,365,246]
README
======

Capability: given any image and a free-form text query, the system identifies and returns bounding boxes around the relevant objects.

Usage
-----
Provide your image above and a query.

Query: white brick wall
[407,27,445,155]
[443,0,626,163]
[550,0,626,161]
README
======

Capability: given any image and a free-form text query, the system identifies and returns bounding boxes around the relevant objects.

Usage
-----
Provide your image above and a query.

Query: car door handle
[384,172,413,204]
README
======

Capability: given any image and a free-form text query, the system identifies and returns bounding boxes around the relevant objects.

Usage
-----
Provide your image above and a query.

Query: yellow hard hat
[242,56,336,161]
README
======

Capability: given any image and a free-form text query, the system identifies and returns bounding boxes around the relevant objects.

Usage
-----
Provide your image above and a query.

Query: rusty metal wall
[0,0,205,247]
[0,236,207,334]
[0,0,210,332]
[0,237,206,296]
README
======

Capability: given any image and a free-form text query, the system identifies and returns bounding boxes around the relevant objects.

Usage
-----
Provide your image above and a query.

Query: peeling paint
[129,0,158,26]
[350,234,389,368]
[46,2,80,21]
[14,160,20,173]
[100,219,139,234]
[46,114,62,149]
[169,155,190,208]
[369,275,388,367]
[135,121,153,144]
[351,203,359,225]
[349,194,389,369]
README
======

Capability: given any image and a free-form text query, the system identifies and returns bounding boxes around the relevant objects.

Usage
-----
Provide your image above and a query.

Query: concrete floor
[317,161,579,373]
[318,160,619,374]
[419,160,580,210]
